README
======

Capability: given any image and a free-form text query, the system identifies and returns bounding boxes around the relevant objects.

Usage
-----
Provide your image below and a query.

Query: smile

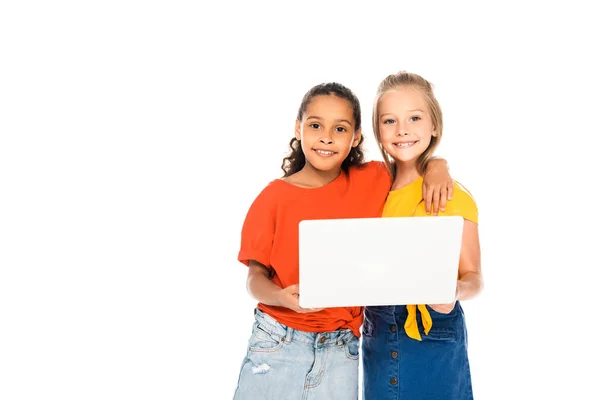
[313,149,337,156]
[394,141,418,148]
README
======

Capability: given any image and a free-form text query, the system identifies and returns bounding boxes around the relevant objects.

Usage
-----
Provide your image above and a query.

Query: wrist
[271,288,281,307]
[425,157,446,173]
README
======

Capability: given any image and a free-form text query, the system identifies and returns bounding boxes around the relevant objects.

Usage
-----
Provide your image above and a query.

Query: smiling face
[295,94,362,173]
[377,86,437,165]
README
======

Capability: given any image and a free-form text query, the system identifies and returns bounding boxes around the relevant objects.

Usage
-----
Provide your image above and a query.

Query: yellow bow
[404,304,432,341]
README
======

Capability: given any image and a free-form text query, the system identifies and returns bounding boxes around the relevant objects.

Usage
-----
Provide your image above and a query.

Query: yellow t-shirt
[382,176,478,340]
[383,176,478,223]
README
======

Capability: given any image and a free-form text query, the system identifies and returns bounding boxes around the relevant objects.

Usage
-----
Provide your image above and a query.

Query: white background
[1,1,599,399]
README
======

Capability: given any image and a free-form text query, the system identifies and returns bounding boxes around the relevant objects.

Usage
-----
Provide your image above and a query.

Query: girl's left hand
[422,158,453,215]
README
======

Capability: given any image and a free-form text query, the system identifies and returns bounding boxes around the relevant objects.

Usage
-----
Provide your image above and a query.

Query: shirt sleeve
[447,181,478,224]
[237,183,278,268]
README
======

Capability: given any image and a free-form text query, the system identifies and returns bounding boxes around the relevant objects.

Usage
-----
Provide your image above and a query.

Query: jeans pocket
[426,303,458,316]
[423,327,456,342]
[344,336,359,360]
[248,322,285,353]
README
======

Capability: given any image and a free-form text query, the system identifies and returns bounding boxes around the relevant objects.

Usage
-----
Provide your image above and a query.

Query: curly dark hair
[281,82,365,177]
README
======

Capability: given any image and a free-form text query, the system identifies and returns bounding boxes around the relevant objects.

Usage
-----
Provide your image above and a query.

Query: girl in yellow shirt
[361,71,483,400]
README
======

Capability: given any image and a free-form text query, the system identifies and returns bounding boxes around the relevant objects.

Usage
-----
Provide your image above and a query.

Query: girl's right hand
[428,301,456,314]
[279,284,324,314]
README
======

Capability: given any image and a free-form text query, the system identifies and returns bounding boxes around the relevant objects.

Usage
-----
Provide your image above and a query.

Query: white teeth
[395,142,416,148]
[315,150,334,155]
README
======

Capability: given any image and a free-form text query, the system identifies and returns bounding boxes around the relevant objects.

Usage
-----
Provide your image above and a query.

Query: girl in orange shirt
[233,82,453,400]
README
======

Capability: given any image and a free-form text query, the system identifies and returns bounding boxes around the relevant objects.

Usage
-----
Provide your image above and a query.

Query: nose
[396,128,409,136]
[319,132,334,144]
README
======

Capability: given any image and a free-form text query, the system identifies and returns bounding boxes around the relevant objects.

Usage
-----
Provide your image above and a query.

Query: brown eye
[309,123,320,129]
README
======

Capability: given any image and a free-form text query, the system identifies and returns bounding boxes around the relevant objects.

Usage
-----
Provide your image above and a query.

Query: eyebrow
[306,116,353,125]
[380,109,425,118]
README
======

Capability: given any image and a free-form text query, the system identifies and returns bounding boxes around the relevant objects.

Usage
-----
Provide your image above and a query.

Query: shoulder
[349,160,391,181]
[245,179,288,212]
[259,179,288,196]
[359,160,388,173]
[445,181,478,223]
[452,181,477,204]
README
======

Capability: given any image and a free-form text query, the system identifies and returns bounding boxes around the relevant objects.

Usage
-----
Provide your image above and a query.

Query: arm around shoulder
[422,157,453,215]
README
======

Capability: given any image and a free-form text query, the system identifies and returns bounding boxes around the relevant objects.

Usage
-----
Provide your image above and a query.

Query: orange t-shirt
[238,161,391,337]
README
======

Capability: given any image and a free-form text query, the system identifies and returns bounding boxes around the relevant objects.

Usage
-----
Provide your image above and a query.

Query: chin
[394,158,417,164]
[385,147,413,160]
[306,157,340,171]
[389,152,419,163]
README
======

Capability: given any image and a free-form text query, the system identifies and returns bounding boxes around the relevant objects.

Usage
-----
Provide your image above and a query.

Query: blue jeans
[362,303,473,400]
[233,309,359,400]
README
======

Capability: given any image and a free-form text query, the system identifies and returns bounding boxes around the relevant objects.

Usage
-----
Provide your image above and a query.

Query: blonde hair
[372,71,443,179]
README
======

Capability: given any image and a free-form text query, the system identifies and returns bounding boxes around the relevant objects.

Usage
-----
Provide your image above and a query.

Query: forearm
[247,270,284,307]
[456,271,483,301]
[424,157,448,174]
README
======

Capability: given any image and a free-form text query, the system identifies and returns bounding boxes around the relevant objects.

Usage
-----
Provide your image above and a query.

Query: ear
[431,123,438,137]
[295,120,301,141]
[352,128,362,148]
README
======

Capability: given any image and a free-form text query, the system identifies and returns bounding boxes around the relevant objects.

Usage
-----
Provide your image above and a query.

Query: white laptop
[298,216,464,308]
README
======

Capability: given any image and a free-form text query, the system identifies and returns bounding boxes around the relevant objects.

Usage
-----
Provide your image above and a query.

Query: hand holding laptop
[278,284,324,314]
